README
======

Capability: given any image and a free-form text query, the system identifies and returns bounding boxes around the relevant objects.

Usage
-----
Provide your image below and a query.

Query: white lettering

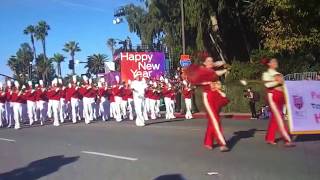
[151,63,160,70]
[130,69,151,78]
[121,52,153,63]
[138,62,161,71]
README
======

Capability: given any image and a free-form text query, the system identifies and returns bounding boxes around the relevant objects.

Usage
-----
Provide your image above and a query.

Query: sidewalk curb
[174,112,251,120]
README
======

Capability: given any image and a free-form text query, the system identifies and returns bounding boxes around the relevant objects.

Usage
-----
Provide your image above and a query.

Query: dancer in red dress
[185,56,229,152]
[261,58,295,147]
[203,81,229,151]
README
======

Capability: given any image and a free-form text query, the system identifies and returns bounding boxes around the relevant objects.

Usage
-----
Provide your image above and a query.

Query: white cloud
[51,0,107,13]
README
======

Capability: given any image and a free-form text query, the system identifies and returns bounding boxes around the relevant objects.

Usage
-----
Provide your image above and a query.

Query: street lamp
[113,7,125,24]
[112,17,123,24]
[28,61,32,80]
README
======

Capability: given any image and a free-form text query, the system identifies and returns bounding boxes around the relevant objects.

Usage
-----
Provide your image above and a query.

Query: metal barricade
[284,72,318,80]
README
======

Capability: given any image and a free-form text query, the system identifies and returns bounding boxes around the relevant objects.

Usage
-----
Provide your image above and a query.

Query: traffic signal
[68,60,74,70]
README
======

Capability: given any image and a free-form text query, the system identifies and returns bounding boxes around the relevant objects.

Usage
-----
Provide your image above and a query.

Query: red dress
[265,89,291,143]
[262,69,291,143]
[185,65,227,147]
[203,89,229,147]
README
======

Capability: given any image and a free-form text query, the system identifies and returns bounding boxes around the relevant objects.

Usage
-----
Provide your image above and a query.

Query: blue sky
[0,0,142,81]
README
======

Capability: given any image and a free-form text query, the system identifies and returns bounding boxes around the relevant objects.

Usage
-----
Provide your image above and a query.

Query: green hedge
[189,83,266,113]
[224,83,266,113]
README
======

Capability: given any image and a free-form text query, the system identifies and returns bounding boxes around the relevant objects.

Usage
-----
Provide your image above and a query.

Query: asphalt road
[0,118,319,180]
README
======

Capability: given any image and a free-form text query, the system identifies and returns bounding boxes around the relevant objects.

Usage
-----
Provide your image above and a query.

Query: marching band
[0,74,193,129]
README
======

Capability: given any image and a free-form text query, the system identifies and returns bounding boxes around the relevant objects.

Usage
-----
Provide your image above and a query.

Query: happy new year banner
[284,81,320,134]
[120,52,165,82]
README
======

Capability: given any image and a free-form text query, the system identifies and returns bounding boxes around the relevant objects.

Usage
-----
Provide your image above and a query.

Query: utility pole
[72,62,75,75]
[180,0,186,54]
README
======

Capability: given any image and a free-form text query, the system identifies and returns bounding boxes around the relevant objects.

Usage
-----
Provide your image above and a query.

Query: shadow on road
[0,155,79,180]
[295,134,320,142]
[154,174,187,180]
[227,128,256,150]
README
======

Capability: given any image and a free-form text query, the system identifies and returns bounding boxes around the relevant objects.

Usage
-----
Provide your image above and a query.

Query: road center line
[81,151,138,161]
[0,138,16,142]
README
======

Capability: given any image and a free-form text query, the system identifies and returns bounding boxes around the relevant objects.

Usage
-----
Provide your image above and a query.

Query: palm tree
[7,56,19,78]
[7,43,34,82]
[86,54,108,76]
[36,54,53,84]
[63,41,81,75]
[23,25,37,60]
[51,53,65,77]
[107,38,117,61]
[35,21,50,60]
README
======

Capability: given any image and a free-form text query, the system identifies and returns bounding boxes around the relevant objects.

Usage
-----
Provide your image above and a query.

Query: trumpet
[41,87,47,92]
[18,86,26,96]
[152,85,162,93]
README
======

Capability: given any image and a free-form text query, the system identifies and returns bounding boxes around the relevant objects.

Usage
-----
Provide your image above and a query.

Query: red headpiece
[260,58,271,66]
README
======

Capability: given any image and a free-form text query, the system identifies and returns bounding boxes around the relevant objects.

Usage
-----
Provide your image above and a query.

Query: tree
[51,53,65,77]
[23,25,37,60]
[35,54,55,84]
[107,38,117,61]
[124,0,262,63]
[7,56,21,80]
[63,41,81,75]
[245,0,320,53]
[7,43,34,82]
[35,21,50,60]
[86,54,108,76]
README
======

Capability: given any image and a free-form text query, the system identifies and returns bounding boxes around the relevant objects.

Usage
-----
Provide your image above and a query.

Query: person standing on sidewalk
[244,87,258,119]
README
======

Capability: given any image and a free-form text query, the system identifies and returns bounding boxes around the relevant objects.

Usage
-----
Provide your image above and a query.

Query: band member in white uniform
[112,76,123,122]
[58,78,67,123]
[120,82,128,120]
[48,78,61,126]
[163,79,175,119]
[0,82,6,127]
[144,81,152,117]
[80,76,95,124]
[182,80,193,119]
[36,80,47,124]
[114,76,123,121]
[5,80,14,128]
[98,79,109,121]
[26,81,38,125]
[149,81,159,120]
[126,80,134,120]
[131,76,148,126]
[69,76,81,123]
[11,81,24,130]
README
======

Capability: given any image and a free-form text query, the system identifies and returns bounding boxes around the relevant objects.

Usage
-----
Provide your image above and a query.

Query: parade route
[0,118,320,180]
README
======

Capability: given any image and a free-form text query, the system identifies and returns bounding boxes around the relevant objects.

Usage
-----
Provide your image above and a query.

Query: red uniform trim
[265,89,291,143]
[182,88,192,99]
[0,91,7,103]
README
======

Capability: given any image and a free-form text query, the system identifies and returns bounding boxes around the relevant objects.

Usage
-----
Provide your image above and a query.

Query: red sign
[180,54,190,60]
